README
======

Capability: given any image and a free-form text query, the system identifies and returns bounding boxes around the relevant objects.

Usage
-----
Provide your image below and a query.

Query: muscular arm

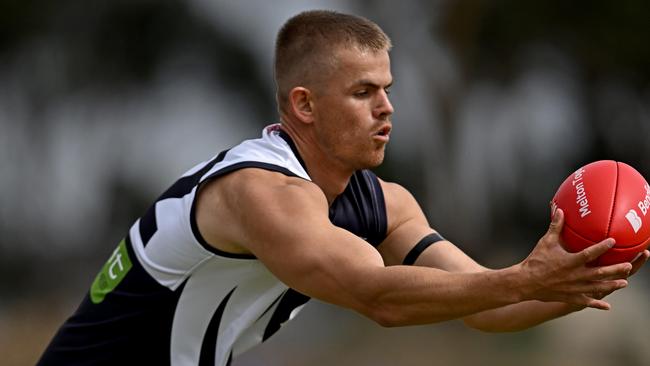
[377,179,638,332]
[196,169,631,328]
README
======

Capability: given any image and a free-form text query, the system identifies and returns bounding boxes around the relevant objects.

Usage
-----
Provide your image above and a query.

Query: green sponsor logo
[90,239,133,304]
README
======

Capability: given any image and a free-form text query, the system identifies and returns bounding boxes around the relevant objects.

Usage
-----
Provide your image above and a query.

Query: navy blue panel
[37,236,185,366]
[199,287,236,366]
[329,170,388,247]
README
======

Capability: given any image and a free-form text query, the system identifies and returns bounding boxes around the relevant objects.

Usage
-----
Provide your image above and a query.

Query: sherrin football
[551,160,650,265]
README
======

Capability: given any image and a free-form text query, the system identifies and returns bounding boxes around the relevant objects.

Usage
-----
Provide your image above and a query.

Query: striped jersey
[38,124,388,366]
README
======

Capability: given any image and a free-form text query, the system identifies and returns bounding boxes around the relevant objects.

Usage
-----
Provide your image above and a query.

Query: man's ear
[288,87,314,124]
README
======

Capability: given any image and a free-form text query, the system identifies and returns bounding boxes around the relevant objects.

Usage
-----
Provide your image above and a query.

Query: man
[39,10,648,366]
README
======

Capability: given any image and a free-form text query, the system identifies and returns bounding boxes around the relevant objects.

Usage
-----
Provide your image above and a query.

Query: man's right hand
[518,208,632,310]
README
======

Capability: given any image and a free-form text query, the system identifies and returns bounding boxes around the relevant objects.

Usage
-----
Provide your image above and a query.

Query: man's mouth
[376,125,392,137]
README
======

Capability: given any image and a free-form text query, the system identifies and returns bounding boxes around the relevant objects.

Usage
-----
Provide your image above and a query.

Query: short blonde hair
[274,10,392,112]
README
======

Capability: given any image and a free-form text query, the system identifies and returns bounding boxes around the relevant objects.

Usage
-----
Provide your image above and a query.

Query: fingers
[576,238,616,264]
[570,255,643,310]
[583,296,612,311]
[547,208,564,237]
[529,215,636,307]
[587,262,632,280]
[574,279,628,294]
[571,284,626,310]
[556,293,612,311]
[554,276,627,295]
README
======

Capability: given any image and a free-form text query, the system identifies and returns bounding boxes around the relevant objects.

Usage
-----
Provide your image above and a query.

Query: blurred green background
[1,0,650,365]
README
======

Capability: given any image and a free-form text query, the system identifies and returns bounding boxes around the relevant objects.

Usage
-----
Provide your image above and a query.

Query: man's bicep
[218,171,386,309]
[382,222,486,273]
[377,179,437,265]
[378,179,485,272]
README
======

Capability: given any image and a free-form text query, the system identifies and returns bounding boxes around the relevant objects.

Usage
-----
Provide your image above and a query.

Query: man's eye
[354,90,368,97]
[384,88,391,95]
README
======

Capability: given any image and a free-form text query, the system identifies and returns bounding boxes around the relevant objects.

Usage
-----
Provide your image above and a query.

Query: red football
[551,160,650,265]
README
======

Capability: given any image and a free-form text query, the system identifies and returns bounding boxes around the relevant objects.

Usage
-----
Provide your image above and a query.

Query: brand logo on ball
[625,183,650,234]
[625,209,643,233]
[553,161,650,265]
[571,167,591,218]
[638,184,650,216]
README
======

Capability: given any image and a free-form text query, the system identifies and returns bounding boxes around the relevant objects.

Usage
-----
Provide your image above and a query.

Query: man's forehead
[332,48,392,82]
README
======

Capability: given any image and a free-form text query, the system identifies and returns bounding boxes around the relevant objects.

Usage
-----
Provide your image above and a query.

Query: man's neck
[279,124,352,205]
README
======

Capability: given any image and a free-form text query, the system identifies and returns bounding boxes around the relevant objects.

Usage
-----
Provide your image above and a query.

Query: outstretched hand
[520,208,632,310]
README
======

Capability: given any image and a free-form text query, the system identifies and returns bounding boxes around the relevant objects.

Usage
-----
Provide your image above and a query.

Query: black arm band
[402,232,446,265]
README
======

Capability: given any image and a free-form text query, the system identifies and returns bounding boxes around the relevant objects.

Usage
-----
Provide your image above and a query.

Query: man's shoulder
[224,167,314,190]
[376,176,410,198]
[205,167,324,212]
[377,178,421,219]
[195,166,326,256]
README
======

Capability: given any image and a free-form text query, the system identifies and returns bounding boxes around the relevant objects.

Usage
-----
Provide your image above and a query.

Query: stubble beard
[345,142,387,171]
[319,124,387,172]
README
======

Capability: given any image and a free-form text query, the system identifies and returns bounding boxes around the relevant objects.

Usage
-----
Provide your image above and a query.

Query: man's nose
[374,90,394,119]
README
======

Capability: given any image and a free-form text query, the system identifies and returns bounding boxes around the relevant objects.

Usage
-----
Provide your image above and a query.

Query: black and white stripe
[38,124,388,366]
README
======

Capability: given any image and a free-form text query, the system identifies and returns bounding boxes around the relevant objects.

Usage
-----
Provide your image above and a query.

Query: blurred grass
[0,294,73,366]
[7,276,649,366]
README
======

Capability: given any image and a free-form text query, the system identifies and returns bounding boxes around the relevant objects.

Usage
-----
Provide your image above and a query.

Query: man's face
[310,47,394,171]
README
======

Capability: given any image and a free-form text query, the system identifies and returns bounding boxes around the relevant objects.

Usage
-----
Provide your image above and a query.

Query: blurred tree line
[1,0,649,300]
[422,0,650,262]
[3,1,650,365]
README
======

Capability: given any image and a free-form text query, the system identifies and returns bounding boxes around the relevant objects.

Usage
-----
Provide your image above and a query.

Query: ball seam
[605,162,619,238]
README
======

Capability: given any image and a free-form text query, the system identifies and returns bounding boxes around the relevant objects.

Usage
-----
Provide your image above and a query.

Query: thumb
[548,208,564,236]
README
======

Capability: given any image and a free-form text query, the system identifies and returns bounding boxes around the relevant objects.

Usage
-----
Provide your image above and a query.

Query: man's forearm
[361,264,528,327]
[462,300,582,332]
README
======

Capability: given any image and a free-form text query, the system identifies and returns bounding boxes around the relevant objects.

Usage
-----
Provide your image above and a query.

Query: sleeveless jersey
[38,124,388,366]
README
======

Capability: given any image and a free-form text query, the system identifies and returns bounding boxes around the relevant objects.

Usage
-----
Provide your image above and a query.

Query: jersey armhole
[189,161,308,259]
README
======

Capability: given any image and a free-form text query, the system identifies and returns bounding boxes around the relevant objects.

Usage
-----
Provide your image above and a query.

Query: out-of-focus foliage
[441,0,650,85]
[1,1,650,365]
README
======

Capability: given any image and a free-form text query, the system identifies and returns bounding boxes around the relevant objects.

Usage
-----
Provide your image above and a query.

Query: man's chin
[360,153,385,170]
